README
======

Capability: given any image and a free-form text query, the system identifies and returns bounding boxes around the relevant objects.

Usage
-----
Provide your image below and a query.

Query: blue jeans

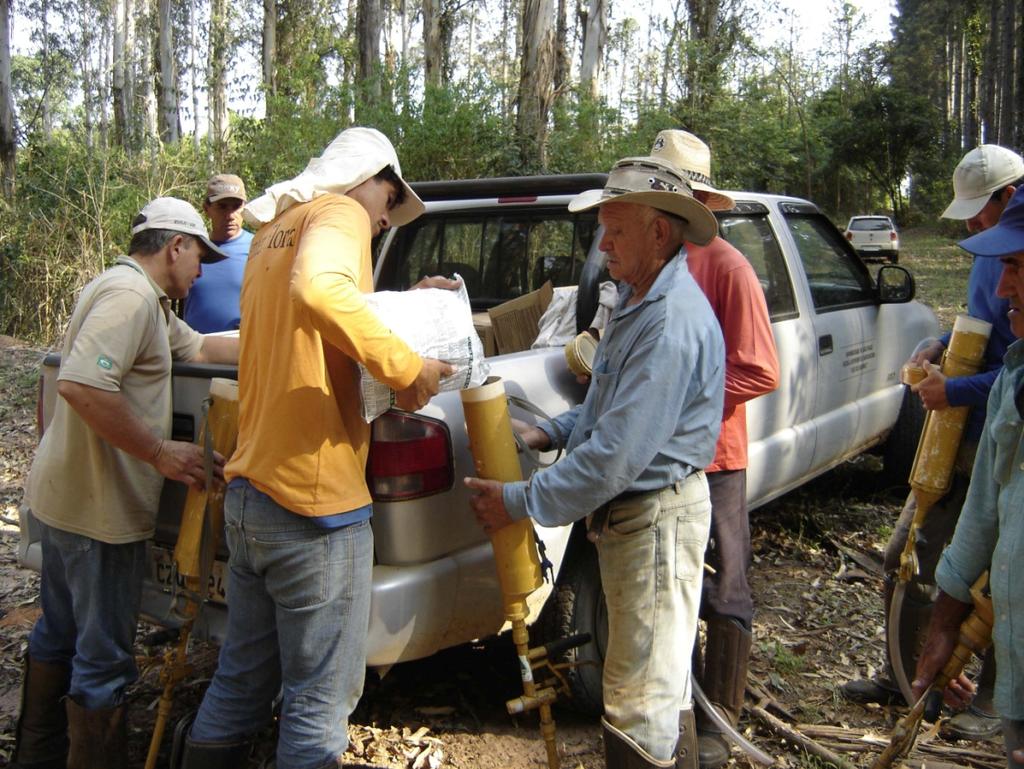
[190,480,373,769]
[29,521,146,709]
[598,472,711,761]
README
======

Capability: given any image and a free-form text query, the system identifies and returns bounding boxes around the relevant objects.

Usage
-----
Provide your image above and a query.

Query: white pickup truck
[21,174,938,712]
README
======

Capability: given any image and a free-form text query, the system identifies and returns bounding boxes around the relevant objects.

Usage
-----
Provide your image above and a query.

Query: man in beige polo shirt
[10,197,239,769]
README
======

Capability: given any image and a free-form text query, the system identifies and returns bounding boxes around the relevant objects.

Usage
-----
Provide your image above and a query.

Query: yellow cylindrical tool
[871,573,993,769]
[173,377,240,580]
[898,315,990,581]
[461,377,543,616]
[146,378,239,769]
[461,377,556,769]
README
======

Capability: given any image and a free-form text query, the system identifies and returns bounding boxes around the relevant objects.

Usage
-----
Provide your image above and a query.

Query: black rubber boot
[66,697,127,769]
[695,617,751,769]
[602,717,675,768]
[945,645,1002,740]
[180,735,254,769]
[675,708,698,769]
[10,655,71,769]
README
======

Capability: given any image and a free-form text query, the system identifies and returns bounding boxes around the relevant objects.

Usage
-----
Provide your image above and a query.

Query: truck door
[717,203,815,507]
[782,207,881,476]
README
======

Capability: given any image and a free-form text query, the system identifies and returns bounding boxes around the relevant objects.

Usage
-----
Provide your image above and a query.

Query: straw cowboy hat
[648,129,736,212]
[569,156,718,246]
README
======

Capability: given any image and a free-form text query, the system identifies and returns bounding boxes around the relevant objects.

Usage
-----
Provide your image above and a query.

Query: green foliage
[760,639,806,674]
[0,136,210,342]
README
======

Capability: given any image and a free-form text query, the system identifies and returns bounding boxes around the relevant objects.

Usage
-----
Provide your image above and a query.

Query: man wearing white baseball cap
[842,146,1022,743]
[913,183,1024,768]
[650,129,780,769]
[10,197,238,769]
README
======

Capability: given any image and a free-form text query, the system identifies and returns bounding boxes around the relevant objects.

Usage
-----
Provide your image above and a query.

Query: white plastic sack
[531,281,618,349]
[359,277,489,421]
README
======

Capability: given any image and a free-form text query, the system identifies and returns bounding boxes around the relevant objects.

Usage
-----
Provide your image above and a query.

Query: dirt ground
[0,339,1006,769]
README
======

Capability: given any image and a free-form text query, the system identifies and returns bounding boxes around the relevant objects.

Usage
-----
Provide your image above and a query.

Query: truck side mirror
[877,265,915,304]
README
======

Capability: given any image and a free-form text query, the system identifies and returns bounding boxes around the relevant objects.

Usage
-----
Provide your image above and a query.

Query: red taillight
[36,375,45,440]
[845,231,853,240]
[890,232,897,241]
[367,411,454,501]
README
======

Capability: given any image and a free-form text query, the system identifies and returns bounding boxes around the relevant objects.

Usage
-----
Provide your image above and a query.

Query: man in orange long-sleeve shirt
[181,128,454,769]
[651,130,780,769]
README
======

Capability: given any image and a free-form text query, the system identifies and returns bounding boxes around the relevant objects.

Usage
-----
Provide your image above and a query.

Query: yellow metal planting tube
[145,378,239,769]
[897,315,991,582]
[460,377,558,769]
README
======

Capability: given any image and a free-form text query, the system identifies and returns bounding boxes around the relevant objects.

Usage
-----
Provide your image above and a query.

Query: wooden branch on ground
[748,704,859,769]
[797,723,1004,769]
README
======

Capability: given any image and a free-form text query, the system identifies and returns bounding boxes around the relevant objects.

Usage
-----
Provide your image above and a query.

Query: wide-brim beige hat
[568,157,718,245]
[648,129,735,212]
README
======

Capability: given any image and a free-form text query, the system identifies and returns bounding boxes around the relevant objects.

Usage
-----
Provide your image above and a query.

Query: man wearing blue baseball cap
[912,185,1024,768]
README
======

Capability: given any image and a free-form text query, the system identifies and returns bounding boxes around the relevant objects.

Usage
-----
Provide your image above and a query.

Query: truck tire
[536,534,607,715]
[880,385,925,490]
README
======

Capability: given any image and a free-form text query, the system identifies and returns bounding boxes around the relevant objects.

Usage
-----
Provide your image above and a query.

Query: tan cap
[568,157,718,245]
[648,130,735,211]
[132,197,227,263]
[942,145,1024,220]
[206,173,247,204]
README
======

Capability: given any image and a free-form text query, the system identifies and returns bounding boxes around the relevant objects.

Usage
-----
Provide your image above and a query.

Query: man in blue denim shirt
[467,155,725,769]
[912,184,1024,768]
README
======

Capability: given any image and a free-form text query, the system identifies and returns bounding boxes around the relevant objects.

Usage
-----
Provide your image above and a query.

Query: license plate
[861,244,880,250]
[150,547,228,605]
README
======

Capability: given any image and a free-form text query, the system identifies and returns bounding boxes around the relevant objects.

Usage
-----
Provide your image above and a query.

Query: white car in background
[845,215,900,263]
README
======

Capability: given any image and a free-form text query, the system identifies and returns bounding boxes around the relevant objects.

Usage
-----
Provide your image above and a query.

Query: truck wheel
[880,385,925,490]
[536,534,607,715]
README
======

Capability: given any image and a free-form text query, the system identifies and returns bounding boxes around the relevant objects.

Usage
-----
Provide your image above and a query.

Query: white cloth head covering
[243,127,425,228]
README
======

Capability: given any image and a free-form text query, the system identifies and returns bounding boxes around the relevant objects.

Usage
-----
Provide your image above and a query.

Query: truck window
[786,215,874,311]
[379,209,599,308]
[718,214,798,322]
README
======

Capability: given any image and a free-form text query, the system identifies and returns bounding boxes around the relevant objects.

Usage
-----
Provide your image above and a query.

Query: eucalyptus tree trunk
[1017,1,1024,149]
[209,0,229,160]
[579,0,606,100]
[99,15,111,146]
[140,0,159,146]
[998,0,1015,144]
[113,0,128,148]
[263,0,276,98]
[980,0,998,140]
[658,1,683,108]
[553,0,567,99]
[422,0,443,87]
[516,0,555,170]
[157,0,179,143]
[0,0,14,199]
[125,0,138,147]
[357,0,382,112]
[39,0,54,138]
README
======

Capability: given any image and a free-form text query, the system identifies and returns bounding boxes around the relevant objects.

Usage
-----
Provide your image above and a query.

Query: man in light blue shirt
[913,184,1024,768]
[184,174,254,332]
[466,155,724,769]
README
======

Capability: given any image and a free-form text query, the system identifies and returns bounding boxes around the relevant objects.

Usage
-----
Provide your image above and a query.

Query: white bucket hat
[569,157,718,245]
[648,129,735,212]
[132,197,228,263]
[942,144,1024,220]
[243,127,425,228]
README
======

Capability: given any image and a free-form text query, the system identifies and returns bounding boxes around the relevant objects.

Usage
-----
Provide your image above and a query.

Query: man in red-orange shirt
[650,130,780,769]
